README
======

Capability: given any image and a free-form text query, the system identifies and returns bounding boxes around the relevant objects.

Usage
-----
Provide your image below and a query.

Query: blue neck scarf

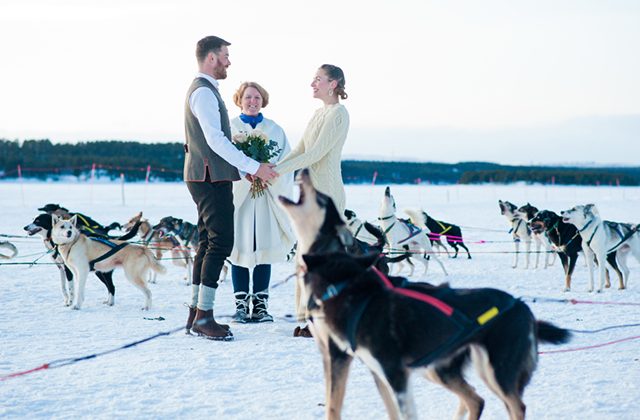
[239,113,264,129]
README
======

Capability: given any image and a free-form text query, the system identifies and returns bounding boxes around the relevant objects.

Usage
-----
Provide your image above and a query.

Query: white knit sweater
[228,116,296,268]
[276,103,349,214]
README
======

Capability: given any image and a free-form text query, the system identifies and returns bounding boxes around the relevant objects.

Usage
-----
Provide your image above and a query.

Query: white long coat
[229,116,295,268]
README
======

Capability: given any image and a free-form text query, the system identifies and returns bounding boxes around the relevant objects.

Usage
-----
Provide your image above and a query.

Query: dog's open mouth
[24,226,42,236]
[530,222,545,234]
[279,185,305,207]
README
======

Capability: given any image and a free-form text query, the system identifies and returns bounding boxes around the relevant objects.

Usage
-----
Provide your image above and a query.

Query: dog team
[499,199,639,292]
[11,35,636,419]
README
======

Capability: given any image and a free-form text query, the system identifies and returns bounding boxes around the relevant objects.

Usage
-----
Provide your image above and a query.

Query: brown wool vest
[183,78,241,182]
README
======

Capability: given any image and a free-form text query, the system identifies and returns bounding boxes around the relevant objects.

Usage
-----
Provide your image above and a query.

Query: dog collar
[378,214,394,221]
[579,219,593,233]
[320,281,350,302]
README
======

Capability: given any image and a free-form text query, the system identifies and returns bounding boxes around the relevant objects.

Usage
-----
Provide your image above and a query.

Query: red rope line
[0,363,49,381]
[539,335,640,354]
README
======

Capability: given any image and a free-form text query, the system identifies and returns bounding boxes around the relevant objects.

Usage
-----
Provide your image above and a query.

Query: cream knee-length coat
[229,116,295,269]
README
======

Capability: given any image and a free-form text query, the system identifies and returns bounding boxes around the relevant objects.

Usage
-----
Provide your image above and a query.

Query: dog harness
[320,266,517,367]
[347,219,365,238]
[434,219,452,235]
[379,217,423,244]
[509,218,530,242]
[605,222,639,253]
[545,220,581,251]
[87,237,129,271]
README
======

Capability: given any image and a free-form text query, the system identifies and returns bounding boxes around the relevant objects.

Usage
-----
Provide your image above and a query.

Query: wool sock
[197,285,216,311]
[191,284,199,307]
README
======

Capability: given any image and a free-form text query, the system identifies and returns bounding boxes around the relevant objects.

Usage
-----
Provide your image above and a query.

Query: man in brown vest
[184,36,278,340]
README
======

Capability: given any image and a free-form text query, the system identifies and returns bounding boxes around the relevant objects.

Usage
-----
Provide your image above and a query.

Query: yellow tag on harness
[477,307,499,325]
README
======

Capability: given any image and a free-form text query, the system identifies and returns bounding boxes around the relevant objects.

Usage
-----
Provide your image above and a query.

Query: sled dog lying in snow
[379,186,448,277]
[560,204,638,292]
[50,214,165,310]
[301,251,571,420]
[23,213,134,306]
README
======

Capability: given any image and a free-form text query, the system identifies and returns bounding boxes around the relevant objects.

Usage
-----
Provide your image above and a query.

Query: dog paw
[563,288,570,292]
[72,304,81,310]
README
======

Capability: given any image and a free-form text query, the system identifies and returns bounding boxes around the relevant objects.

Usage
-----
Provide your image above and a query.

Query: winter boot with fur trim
[251,291,273,323]
[232,292,251,323]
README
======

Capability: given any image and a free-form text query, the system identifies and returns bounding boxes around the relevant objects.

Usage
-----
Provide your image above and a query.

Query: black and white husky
[560,204,638,292]
[516,203,556,269]
[379,187,448,277]
[302,251,571,420]
[499,200,533,269]
[404,208,472,259]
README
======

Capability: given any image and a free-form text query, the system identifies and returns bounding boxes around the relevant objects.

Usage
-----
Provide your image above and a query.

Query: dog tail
[0,241,19,260]
[114,220,141,241]
[144,248,167,275]
[404,208,426,229]
[536,320,571,344]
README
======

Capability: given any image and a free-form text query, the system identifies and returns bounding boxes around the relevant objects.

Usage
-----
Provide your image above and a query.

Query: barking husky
[302,251,571,420]
[379,187,448,277]
[499,200,534,269]
[560,204,638,292]
[51,215,165,310]
[278,169,399,325]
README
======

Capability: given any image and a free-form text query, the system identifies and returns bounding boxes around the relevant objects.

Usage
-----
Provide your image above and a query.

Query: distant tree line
[1,139,639,186]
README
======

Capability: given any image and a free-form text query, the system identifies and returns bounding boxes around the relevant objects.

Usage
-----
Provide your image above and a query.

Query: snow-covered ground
[1,181,639,419]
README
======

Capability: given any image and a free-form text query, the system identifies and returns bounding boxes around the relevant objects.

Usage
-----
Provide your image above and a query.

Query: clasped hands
[246,162,279,188]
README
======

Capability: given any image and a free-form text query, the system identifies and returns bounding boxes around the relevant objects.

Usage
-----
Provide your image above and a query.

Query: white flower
[249,129,269,143]
[233,132,248,143]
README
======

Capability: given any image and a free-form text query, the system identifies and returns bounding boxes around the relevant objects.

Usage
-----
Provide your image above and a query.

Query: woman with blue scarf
[229,82,294,323]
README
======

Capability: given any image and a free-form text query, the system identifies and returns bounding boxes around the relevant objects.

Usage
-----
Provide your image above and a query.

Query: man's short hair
[196,36,231,63]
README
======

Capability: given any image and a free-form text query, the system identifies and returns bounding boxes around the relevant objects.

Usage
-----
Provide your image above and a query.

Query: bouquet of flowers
[232,129,281,198]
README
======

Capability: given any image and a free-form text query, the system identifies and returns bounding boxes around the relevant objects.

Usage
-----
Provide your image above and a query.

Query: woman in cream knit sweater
[276,64,349,215]
[276,64,349,337]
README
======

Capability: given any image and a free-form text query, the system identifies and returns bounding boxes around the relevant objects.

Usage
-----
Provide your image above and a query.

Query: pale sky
[1,0,639,165]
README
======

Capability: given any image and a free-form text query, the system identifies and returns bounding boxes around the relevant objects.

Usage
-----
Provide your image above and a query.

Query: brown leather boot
[192,309,234,341]
[185,305,197,334]
[188,305,230,332]
[293,325,313,338]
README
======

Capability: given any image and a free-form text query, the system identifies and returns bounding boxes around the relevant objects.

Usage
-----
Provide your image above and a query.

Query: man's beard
[213,66,227,79]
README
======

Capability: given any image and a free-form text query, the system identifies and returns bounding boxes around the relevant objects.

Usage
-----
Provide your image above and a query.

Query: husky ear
[51,214,59,226]
[336,226,354,248]
[70,214,78,227]
[302,253,328,270]
[584,203,598,217]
